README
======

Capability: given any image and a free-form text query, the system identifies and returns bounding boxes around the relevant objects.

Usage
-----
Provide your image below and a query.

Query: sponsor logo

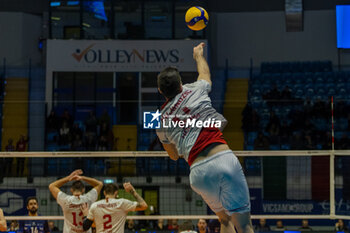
[72,44,180,64]
[143,110,161,129]
[143,110,222,130]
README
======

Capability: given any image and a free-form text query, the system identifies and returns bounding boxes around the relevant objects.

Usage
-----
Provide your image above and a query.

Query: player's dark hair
[26,196,38,206]
[104,183,119,195]
[71,180,85,192]
[157,67,182,99]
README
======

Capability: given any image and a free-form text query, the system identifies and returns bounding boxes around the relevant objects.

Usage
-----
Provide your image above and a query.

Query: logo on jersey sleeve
[143,110,161,129]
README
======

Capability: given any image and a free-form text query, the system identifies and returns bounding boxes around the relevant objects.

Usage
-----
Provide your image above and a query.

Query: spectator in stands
[155,219,166,230]
[48,221,59,231]
[99,109,111,129]
[289,109,305,131]
[322,132,332,150]
[335,219,348,232]
[272,220,285,231]
[208,219,220,233]
[291,132,305,150]
[71,134,84,151]
[46,110,60,132]
[99,122,114,150]
[0,208,6,232]
[70,123,83,141]
[97,135,108,151]
[303,119,315,136]
[266,122,280,145]
[347,113,350,131]
[59,121,70,146]
[263,84,280,106]
[298,219,312,231]
[85,134,96,151]
[167,219,179,230]
[336,133,350,150]
[85,111,98,137]
[242,104,260,132]
[61,109,74,128]
[9,220,19,231]
[4,139,15,177]
[196,219,209,233]
[267,111,280,129]
[254,132,270,150]
[335,100,347,118]
[16,135,28,151]
[6,138,15,151]
[16,135,28,176]
[125,219,137,231]
[304,134,315,150]
[304,98,313,119]
[255,218,270,232]
[279,121,291,145]
[280,86,292,103]
[178,220,196,233]
[312,98,327,118]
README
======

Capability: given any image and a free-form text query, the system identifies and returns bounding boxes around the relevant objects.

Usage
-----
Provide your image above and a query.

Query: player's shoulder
[90,200,100,208]
[183,79,210,90]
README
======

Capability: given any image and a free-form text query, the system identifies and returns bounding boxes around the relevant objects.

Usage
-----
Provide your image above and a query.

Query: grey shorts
[190,150,251,216]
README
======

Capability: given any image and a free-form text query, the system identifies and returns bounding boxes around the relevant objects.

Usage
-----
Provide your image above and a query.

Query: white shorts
[189,150,251,216]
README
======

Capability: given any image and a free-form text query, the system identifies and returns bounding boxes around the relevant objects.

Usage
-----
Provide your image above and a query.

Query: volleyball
[185,6,209,31]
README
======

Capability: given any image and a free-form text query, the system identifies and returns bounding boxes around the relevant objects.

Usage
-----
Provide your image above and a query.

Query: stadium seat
[270,144,280,150]
[47,132,58,142]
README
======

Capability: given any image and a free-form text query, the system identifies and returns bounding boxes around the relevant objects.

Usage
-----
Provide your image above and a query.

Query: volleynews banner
[47,40,208,72]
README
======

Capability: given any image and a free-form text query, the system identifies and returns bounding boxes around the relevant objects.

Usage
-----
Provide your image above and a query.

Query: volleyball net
[1,150,350,227]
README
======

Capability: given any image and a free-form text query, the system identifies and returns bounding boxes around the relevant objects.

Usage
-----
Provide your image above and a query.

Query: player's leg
[229,212,254,233]
[218,151,253,233]
[216,210,236,233]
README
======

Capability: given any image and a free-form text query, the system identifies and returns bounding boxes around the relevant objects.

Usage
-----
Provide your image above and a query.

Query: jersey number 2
[103,214,112,230]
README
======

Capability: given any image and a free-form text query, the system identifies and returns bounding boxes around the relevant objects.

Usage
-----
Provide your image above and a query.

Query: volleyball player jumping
[156,43,254,233]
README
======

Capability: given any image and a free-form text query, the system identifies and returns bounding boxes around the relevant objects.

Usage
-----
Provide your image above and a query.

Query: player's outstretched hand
[123,182,135,193]
[80,203,89,217]
[193,42,205,60]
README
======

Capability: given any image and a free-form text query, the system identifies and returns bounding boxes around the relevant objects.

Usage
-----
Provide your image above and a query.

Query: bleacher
[244,61,350,150]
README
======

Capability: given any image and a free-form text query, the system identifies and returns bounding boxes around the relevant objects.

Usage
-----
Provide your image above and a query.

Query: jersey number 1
[72,211,83,226]
[103,214,112,230]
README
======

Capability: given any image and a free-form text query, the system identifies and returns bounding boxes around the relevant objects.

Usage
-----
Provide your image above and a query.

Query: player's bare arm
[0,208,6,231]
[48,169,83,199]
[81,203,94,231]
[162,143,180,161]
[193,42,211,85]
[123,182,148,211]
[78,176,103,193]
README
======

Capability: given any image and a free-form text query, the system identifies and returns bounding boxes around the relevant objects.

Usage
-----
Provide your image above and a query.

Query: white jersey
[57,189,98,233]
[87,198,137,233]
[156,80,227,162]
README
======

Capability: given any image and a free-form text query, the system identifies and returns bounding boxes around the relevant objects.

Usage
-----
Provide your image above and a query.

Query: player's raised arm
[0,208,6,231]
[123,182,148,211]
[78,176,103,194]
[193,42,211,85]
[162,143,180,161]
[49,169,83,199]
